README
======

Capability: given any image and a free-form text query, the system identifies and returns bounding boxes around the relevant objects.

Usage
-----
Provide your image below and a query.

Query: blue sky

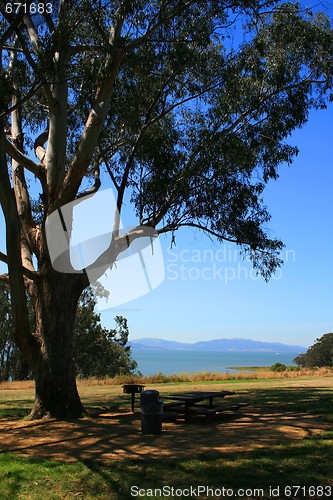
[100,104,333,348]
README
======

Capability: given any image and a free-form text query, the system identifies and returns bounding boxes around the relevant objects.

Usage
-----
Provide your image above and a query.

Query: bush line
[1,366,333,390]
[78,366,333,385]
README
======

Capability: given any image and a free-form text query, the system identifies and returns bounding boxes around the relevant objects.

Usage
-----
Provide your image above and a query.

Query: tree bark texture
[28,269,87,419]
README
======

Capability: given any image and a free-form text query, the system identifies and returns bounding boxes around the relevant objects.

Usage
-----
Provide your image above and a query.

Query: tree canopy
[0,0,332,418]
[294,333,333,368]
[1,1,332,277]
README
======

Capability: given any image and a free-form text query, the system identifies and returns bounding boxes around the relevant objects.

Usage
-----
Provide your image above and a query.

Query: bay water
[131,348,300,376]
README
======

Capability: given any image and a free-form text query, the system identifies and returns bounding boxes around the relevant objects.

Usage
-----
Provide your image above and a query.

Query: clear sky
[99,104,333,348]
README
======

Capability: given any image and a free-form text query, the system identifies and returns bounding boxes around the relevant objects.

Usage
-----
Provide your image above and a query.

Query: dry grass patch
[1,367,332,392]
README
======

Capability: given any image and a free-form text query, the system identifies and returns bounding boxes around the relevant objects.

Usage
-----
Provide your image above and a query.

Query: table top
[163,390,235,402]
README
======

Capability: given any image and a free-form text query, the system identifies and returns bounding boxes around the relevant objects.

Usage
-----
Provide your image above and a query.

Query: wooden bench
[189,402,249,416]
[163,401,186,412]
[163,400,249,417]
[162,391,248,422]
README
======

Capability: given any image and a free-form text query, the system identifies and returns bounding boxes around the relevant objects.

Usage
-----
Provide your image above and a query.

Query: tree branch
[0,79,44,119]
[44,47,70,194]
[0,127,35,361]
[2,45,25,52]
[99,149,120,191]
[9,48,37,273]
[57,0,200,209]
[87,4,110,44]
[86,225,157,283]
[34,127,49,163]
[117,127,146,214]
[158,221,239,244]
[0,251,8,264]
[0,9,24,53]
[0,274,10,286]
[0,176,38,281]
[42,8,56,34]
[15,14,56,108]
[76,161,101,200]
[69,44,107,55]
[123,0,199,53]
[217,73,329,140]
[22,12,43,57]
[57,4,128,208]
[1,136,46,183]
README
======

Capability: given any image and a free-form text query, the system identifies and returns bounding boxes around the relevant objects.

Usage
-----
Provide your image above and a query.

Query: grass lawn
[0,377,333,499]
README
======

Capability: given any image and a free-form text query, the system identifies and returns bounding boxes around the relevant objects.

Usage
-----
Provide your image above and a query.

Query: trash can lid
[140,389,160,404]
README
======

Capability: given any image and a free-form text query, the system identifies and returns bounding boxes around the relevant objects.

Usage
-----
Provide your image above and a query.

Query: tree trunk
[28,269,87,419]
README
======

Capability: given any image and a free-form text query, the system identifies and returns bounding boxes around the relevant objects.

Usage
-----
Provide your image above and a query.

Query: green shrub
[271,362,287,372]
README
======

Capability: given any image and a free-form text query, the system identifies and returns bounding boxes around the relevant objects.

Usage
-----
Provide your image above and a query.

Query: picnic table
[163,390,248,422]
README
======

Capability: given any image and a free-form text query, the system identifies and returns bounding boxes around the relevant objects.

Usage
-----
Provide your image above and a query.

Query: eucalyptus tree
[0,0,332,418]
[294,333,333,367]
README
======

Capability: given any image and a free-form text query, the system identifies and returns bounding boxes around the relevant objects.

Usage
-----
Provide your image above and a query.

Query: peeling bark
[10,67,36,273]
[0,129,35,366]
[1,136,46,182]
[58,60,123,209]
[34,127,48,163]
[45,49,69,195]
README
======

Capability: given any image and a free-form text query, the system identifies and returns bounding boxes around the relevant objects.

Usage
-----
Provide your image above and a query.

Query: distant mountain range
[128,337,307,352]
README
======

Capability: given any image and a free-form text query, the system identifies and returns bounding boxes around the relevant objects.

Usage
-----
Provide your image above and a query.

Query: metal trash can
[140,390,164,435]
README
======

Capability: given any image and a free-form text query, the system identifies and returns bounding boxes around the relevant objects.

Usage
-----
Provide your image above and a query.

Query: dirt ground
[1,380,332,463]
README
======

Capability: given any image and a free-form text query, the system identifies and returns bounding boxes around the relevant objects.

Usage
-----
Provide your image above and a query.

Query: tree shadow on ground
[1,429,333,500]
[1,387,331,462]
[1,386,332,499]
[246,386,333,419]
